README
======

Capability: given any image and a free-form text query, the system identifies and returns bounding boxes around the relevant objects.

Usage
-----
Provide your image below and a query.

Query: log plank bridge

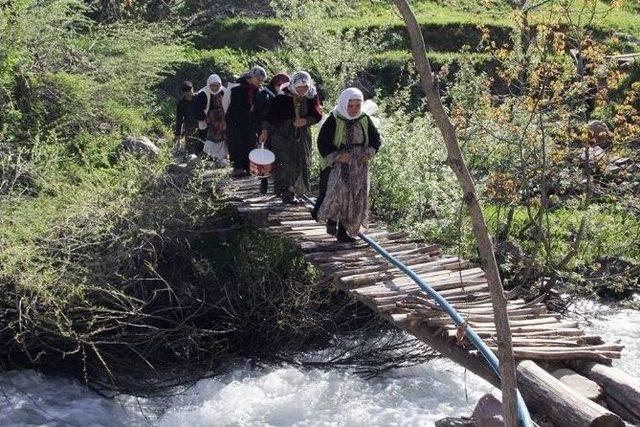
[226,176,640,427]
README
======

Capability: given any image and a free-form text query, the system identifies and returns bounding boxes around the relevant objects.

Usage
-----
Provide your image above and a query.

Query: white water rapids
[1,300,638,427]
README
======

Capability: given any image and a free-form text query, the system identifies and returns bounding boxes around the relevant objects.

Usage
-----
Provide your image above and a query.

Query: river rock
[617,58,635,71]
[552,368,603,401]
[588,120,612,148]
[121,136,160,158]
[435,417,477,427]
[472,393,504,427]
[167,163,188,174]
[580,146,605,164]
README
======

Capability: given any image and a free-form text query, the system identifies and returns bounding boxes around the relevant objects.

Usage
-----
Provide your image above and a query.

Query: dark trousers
[228,125,254,171]
[185,128,206,155]
[312,166,331,220]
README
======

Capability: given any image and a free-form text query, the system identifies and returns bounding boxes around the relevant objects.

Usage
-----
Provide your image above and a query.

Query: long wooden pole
[389,1,519,425]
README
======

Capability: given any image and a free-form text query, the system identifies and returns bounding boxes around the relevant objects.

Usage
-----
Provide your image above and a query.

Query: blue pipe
[300,195,532,426]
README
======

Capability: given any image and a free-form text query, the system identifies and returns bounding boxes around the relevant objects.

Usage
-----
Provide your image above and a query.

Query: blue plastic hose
[300,194,532,426]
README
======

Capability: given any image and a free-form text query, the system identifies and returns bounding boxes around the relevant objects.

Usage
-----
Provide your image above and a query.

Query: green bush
[370,85,461,245]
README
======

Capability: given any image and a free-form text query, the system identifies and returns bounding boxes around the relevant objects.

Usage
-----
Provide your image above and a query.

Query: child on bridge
[173,80,199,154]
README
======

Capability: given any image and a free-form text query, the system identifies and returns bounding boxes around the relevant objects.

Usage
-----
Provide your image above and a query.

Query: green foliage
[370,87,461,244]
[195,17,283,51]
[0,0,188,198]
[262,0,389,103]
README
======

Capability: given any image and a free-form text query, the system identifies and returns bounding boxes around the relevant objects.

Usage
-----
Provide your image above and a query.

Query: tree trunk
[517,361,624,427]
[571,361,640,421]
[390,1,520,425]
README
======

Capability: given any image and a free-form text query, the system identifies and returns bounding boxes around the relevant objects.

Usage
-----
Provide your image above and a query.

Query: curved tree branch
[389,1,519,425]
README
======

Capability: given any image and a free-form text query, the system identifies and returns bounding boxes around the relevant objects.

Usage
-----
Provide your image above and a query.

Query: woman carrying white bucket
[260,71,323,204]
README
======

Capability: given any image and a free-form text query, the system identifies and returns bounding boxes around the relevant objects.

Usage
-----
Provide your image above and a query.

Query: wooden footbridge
[226,176,640,427]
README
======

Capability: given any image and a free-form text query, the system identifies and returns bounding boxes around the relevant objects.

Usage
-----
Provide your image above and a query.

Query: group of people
[174,66,382,243]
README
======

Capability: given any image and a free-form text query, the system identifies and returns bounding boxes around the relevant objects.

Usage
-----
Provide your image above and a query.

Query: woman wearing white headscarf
[261,71,323,203]
[314,88,382,243]
[197,74,228,165]
[190,73,225,155]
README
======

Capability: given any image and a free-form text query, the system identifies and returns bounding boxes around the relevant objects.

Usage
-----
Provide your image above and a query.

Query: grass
[194,14,512,52]
[194,0,639,53]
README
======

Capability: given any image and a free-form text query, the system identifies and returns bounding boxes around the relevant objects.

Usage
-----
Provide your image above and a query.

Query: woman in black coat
[261,71,323,204]
[225,65,267,176]
[253,72,291,194]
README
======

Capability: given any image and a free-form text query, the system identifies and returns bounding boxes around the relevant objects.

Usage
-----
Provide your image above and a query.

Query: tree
[389,1,521,425]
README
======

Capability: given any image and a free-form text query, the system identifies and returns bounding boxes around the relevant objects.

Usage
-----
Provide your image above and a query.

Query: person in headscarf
[253,72,291,194]
[314,88,382,243]
[174,80,198,153]
[199,74,228,166]
[189,74,224,155]
[226,65,267,177]
[261,71,323,203]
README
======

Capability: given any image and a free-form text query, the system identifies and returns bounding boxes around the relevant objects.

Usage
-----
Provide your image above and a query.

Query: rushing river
[1,301,638,427]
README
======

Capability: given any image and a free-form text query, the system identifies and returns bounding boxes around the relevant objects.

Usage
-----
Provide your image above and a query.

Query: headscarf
[247,65,267,80]
[207,74,222,85]
[196,74,224,116]
[268,73,291,95]
[200,74,223,95]
[333,87,365,120]
[287,71,317,98]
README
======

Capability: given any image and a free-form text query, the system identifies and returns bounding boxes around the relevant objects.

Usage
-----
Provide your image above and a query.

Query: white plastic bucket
[249,147,275,178]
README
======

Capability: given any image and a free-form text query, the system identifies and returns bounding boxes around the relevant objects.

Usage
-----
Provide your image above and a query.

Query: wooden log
[377,244,442,257]
[577,336,605,345]
[604,395,640,425]
[387,267,485,288]
[365,277,487,298]
[410,306,550,319]
[341,273,389,288]
[427,316,562,329]
[551,368,604,401]
[372,293,408,305]
[339,257,466,288]
[390,274,487,292]
[402,307,558,324]
[444,294,491,304]
[280,220,318,226]
[337,254,451,280]
[436,283,489,298]
[387,304,623,427]
[511,344,624,353]
[509,338,581,347]
[571,362,640,420]
[446,327,585,339]
[470,316,561,328]
[517,360,624,427]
